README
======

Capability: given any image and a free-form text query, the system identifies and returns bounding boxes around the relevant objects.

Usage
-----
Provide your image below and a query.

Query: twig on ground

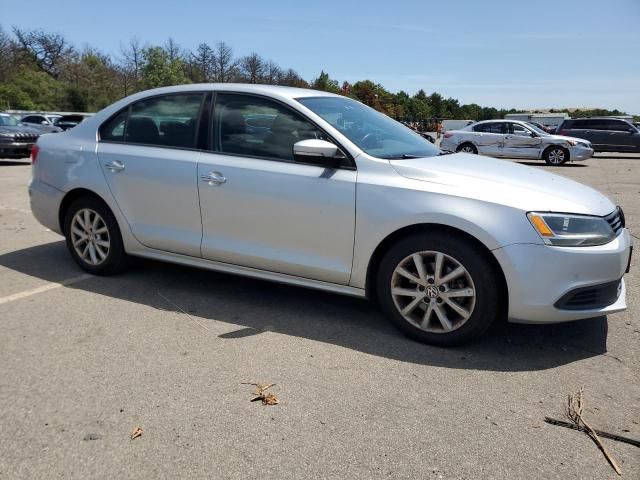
[545,417,640,448]
[564,388,621,475]
[157,292,210,333]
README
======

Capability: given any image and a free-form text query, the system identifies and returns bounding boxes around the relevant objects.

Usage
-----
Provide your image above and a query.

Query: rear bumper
[28,178,65,234]
[493,229,632,323]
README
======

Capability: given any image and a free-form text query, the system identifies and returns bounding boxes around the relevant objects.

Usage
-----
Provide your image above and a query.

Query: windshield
[0,115,20,127]
[298,96,441,159]
[526,122,550,135]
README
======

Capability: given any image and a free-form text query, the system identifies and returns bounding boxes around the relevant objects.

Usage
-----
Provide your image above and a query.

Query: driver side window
[511,123,530,136]
[215,93,322,161]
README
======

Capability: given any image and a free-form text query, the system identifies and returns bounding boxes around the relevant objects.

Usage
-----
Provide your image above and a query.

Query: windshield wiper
[439,150,455,155]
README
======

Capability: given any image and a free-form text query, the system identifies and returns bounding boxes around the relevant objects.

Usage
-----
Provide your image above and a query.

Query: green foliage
[0,25,630,121]
[140,46,188,90]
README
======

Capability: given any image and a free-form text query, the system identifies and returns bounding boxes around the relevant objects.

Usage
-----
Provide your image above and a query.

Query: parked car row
[0,112,93,158]
[440,119,594,165]
[0,113,41,158]
[440,117,640,165]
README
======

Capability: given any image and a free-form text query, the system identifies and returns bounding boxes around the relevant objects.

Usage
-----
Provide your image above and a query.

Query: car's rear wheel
[63,196,128,275]
[456,143,478,154]
[376,233,501,346]
[544,146,568,166]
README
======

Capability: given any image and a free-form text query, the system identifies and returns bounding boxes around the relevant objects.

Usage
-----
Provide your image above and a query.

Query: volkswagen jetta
[28,85,632,345]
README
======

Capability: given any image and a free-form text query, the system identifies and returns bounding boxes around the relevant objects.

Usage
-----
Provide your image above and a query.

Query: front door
[198,93,356,284]
[503,122,542,158]
[97,93,205,257]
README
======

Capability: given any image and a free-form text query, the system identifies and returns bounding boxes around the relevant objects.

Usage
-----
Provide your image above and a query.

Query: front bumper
[0,141,35,158]
[568,145,594,161]
[493,229,632,323]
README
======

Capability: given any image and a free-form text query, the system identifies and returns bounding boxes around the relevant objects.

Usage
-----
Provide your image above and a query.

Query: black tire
[63,196,128,275]
[543,146,568,166]
[456,143,478,154]
[376,232,501,346]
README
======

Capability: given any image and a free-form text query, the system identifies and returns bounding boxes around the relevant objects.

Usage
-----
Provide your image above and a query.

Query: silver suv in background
[556,118,640,153]
[440,119,594,165]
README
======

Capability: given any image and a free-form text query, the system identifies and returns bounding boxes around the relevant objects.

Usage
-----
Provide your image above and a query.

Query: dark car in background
[0,113,40,158]
[56,114,90,131]
[556,118,640,152]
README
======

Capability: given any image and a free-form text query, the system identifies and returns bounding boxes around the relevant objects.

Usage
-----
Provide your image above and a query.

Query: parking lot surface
[1,153,639,479]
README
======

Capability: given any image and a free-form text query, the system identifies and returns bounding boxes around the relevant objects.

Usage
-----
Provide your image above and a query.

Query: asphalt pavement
[0,153,638,479]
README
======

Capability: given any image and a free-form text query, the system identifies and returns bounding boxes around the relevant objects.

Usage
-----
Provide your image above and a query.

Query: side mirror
[530,132,538,137]
[41,121,48,125]
[293,139,344,167]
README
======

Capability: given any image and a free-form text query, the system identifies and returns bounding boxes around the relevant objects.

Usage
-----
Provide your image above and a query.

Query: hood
[0,124,41,135]
[390,153,614,216]
[546,133,590,144]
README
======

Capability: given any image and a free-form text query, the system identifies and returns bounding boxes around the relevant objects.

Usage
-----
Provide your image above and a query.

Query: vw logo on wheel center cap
[425,285,439,298]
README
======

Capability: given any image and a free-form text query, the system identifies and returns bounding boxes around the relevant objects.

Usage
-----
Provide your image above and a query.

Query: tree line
[0,25,631,122]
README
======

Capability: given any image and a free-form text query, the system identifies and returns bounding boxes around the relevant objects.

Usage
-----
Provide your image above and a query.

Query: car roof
[126,83,338,101]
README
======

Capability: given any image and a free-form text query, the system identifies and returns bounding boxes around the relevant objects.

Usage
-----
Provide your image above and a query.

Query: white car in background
[440,119,594,165]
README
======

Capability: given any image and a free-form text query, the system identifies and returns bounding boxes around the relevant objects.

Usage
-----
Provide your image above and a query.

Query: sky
[2,0,640,113]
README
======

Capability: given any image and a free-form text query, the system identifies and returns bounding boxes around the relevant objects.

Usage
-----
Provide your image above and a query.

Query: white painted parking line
[0,274,93,306]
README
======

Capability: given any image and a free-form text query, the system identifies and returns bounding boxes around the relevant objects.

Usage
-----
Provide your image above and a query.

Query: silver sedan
[440,119,594,165]
[28,85,631,345]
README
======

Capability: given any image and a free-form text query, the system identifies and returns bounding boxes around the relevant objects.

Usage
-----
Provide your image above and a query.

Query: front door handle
[105,160,125,172]
[200,171,226,185]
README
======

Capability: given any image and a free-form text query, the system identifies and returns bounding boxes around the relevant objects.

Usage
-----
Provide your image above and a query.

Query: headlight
[527,212,616,246]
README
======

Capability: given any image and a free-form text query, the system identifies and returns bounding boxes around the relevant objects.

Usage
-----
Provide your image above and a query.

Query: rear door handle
[105,160,125,172]
[200,171,226,185]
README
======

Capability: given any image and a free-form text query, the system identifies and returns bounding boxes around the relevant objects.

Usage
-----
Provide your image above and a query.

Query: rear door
[601,119,639,152]
[503,122,542,158]
[97,92,205,257]
[471,122,506,156]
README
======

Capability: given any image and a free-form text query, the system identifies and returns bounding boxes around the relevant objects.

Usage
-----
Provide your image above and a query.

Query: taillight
[443,132,454,138]
[31,144,40,164]
[558,130,567,136]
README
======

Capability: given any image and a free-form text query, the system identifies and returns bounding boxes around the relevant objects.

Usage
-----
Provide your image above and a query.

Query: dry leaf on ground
[243,382,279,406]
[130,426,143,440]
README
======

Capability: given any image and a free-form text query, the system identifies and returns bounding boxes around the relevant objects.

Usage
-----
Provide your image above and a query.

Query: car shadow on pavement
[516,161,587,168]
[0,160,30,166]
[0,241,610,373]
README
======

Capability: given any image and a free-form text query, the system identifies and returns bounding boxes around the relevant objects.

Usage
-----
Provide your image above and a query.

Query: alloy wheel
[70,208,110,266]
[390,251,476,333]
[548,148,565,164]
[460,145,475,153]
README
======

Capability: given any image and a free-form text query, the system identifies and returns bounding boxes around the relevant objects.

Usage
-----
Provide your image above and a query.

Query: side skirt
[131,249,367,298]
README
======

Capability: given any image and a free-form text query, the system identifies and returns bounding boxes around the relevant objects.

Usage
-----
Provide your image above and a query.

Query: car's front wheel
[376,233,501,346]
[63,196,128,275]
[544,146,568,166]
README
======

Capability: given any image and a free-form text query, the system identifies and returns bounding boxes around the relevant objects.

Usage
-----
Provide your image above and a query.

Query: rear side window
[215,93,321,161]
[569,119,606,130]
[473,123,505,134]
[602,119,631,131]
[127,94,203,148]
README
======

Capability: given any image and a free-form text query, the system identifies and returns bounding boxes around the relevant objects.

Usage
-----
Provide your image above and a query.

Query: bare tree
[0,25,14,82]
[213,41,237,82]
[263,60,282,85]
[239,52,266,84]
[164,37,182,62]
[12,27,73,78]
[119,37,143,93]
[188,42,216,83]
